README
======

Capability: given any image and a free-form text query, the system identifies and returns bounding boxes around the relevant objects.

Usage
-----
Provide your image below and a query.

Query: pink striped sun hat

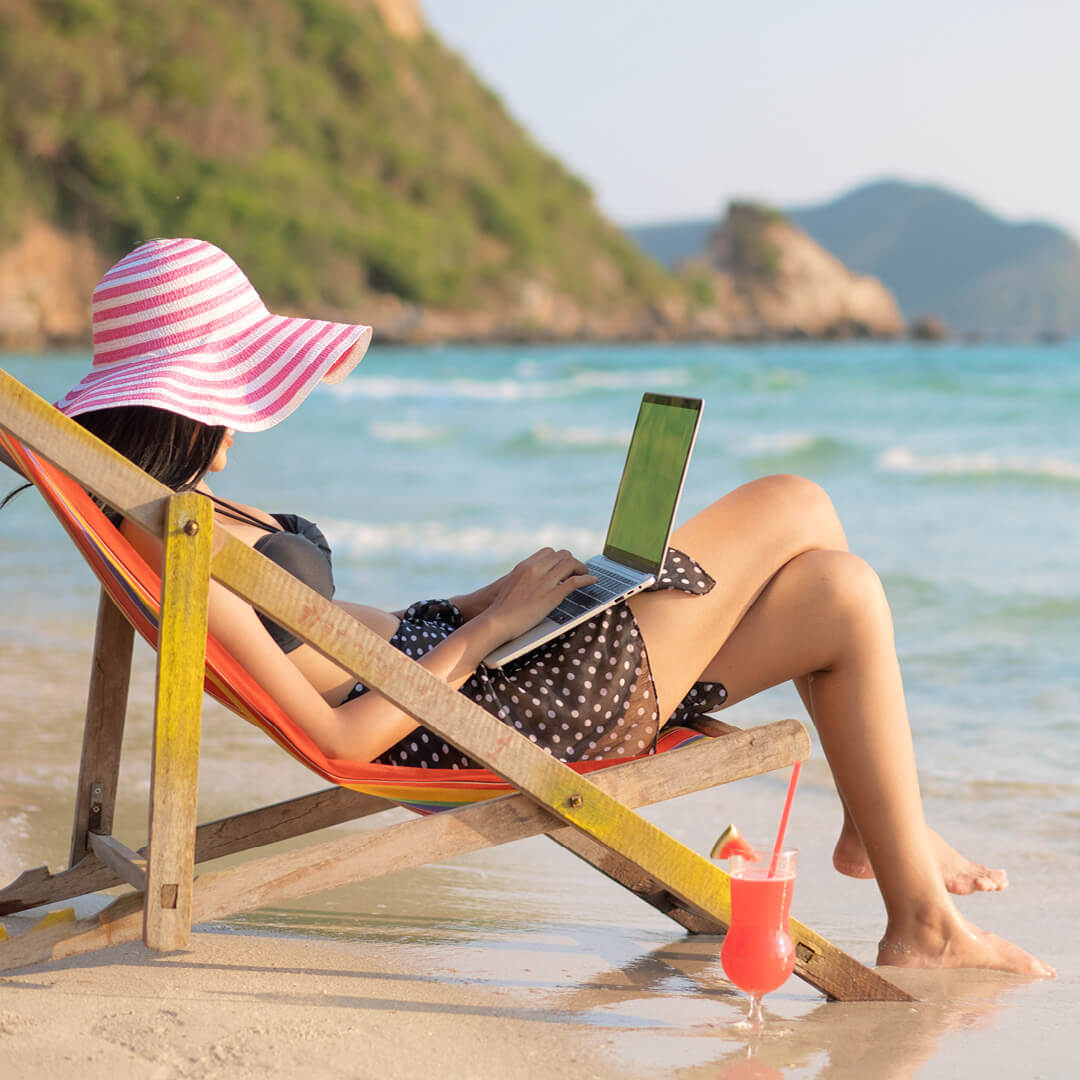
[57,238,373,432]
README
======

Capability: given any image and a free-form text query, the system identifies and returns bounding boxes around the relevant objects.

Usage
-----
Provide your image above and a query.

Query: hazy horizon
[617,174,1079,235]
[425,1,1079,237]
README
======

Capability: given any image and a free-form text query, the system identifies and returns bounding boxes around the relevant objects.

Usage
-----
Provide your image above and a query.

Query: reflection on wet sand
[565,940,1037,1079]
[223,906,1036,1079]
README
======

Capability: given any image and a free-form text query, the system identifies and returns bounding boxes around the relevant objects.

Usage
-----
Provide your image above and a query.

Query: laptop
[483,392,703,669]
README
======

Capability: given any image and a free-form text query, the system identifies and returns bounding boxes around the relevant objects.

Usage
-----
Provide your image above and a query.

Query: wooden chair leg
[69,588,134,866]
[143,493,213,951]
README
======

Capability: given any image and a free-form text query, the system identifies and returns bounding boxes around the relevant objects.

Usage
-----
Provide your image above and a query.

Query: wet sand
[0,900,1067,1080]
[2,755,1075,1080]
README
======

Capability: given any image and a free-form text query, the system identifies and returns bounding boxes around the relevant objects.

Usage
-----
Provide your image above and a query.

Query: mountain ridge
[627,180,1080,336]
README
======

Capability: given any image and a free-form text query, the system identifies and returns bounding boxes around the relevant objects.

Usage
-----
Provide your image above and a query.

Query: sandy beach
[0,907,1068,1080]
[2,764,1074,1080]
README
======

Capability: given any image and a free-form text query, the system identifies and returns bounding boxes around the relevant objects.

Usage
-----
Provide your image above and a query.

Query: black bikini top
[210,496,335,653]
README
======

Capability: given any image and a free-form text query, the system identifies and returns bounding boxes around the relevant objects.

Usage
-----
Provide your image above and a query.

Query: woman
[39,239,1052,977]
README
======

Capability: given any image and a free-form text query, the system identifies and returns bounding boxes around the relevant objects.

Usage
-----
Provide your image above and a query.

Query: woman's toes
[944,864,1008,895]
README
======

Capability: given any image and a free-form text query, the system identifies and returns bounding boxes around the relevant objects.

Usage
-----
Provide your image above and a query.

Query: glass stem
[747,994,764,1028]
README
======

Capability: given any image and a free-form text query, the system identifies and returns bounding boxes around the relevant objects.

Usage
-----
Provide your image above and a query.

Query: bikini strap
[207,493,279,532]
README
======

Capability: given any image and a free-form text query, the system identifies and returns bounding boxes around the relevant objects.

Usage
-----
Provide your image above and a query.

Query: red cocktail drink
[720,850,797,1028]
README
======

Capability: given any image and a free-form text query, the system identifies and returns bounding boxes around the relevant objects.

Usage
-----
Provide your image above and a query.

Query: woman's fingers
[521,547,589,583]
[555,571,596,597]
[484,549,597,643]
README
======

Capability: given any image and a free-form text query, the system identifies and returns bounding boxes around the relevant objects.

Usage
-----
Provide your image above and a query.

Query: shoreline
[0,908,1066,1080]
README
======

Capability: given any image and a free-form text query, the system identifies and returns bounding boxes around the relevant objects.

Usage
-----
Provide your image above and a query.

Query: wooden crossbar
[87,834,147,892]
[0,785,394,915]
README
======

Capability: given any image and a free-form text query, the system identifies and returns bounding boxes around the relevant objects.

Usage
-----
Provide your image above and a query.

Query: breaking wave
[321,519,605,561]
[878,447,1080,483]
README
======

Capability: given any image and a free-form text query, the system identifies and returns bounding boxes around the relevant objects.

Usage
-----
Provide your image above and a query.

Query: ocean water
[2,343,1078,1021]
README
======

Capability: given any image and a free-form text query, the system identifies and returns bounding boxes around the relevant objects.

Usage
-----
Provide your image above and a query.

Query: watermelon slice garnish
[709,824,759,861]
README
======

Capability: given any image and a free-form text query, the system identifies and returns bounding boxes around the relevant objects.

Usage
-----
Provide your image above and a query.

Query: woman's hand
[449,571,513,623]
[476,548,596,645]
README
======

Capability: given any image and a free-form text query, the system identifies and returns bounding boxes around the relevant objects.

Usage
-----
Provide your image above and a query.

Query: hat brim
[57,314,372,433]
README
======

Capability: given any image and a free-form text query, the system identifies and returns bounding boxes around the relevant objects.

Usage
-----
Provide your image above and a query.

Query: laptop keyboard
[548,567,639,625]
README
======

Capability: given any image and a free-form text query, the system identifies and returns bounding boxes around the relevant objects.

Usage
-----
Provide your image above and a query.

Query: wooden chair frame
[0,369,910,1002]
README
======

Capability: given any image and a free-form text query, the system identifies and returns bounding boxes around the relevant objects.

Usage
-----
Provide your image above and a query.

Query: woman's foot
[877,911,1055,977]
[833,824,1008,894]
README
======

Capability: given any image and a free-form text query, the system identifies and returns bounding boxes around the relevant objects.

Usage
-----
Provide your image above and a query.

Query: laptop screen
[602,393,702,574]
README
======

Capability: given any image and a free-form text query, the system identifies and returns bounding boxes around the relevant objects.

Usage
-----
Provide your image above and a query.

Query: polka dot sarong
[353,548,728,769]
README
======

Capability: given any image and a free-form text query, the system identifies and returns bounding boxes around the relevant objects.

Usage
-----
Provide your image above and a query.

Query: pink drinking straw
[768,761,802,877]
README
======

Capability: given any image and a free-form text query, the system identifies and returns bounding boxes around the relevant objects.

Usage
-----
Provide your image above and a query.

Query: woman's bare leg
[628,479,1052,974]
[792,677,1007,894]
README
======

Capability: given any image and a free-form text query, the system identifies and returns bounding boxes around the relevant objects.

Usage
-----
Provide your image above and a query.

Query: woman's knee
[744,474,846,549]
[805,549,892,633]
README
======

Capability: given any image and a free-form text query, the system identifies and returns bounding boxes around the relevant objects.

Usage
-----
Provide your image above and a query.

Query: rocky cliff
[0,221,103,350]
[681,204,903,339]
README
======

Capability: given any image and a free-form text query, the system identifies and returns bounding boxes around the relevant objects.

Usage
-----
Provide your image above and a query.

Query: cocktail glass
[720,849,798,1031]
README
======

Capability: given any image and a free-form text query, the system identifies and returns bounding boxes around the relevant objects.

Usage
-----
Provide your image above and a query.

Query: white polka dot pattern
[348,548,728,769]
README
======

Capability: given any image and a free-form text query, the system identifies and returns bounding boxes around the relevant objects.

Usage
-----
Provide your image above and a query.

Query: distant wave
[322,519,605,561]
[737,430,817,454]
[331,376,551,401]
[567,368,690,390]
[328,368,688,403]
[368,420,454,444]
[734,430,862,466]
[509,423,632,451]
[879,447,1080,483]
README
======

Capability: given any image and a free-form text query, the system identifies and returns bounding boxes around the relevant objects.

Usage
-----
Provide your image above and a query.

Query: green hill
[0,0,671,329]
[626,180,1080,337]
[788,181,1080,336]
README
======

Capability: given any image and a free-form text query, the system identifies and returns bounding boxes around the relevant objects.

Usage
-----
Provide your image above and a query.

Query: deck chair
[0,368,909,1001]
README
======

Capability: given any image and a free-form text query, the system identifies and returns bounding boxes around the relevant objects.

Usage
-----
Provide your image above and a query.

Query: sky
[423,0,1079,235]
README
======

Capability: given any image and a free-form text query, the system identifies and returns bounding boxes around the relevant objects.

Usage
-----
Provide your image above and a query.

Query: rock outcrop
[684,203,903,339]
[368,0,424,39]
[0,221,102,351]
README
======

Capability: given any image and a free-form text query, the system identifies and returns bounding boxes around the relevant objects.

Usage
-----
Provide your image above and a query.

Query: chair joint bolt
[88,781,104,832]
[567,793,583,809]
[183,519,200,536]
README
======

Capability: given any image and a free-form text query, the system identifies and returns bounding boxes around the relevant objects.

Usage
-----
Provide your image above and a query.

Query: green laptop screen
[603,395,701,573]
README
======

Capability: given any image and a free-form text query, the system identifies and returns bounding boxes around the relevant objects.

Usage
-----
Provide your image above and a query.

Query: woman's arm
[211,546,593,761]
[207,576,508,761]
[129,512,594,762]
[448,571,512,622]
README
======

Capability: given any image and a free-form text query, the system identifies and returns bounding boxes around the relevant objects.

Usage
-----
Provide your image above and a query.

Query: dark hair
[74,406,227,492]
[1,405,227,513]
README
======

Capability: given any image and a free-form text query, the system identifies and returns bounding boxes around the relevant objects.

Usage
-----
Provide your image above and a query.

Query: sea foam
[321,519,605,561]
[328,367,689,403]
[369,420,454,443]
[879,446,1080,482]
[526,423,631,449]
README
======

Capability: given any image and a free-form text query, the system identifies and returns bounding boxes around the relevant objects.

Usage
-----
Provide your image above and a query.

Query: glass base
[726,995,791,1037]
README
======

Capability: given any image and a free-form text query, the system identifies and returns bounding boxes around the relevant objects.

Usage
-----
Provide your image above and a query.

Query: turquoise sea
[5,343,1077,786]
[2,342,1078,1073]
